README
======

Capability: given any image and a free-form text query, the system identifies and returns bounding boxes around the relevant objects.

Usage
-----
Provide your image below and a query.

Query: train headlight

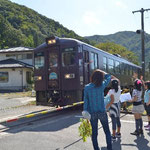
[34,76,42,81]
[47,39,56,44]
[46,36,57,45]
[65,73,75,79]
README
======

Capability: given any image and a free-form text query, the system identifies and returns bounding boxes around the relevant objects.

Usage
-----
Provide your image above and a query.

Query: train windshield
[62,48,76,66]
[34,52,44,69]
[49,53,58,67]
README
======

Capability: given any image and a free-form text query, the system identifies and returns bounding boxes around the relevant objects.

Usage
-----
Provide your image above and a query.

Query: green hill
[85,31,150,70]
[0,0,89,49]
[0,0,149,69]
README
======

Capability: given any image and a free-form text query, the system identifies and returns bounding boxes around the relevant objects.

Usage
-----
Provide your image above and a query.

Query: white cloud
[82,11,101,26]
[115,0,127,9]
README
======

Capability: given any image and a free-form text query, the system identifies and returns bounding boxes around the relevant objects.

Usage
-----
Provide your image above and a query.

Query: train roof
[34,37,141,69]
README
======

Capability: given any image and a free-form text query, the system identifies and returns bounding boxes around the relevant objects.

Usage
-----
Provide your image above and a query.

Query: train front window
[49,53,58,67]
[62,48,76,66]
[35,52,44,69]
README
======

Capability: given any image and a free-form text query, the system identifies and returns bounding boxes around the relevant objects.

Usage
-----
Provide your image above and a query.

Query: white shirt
[108,86,121,103]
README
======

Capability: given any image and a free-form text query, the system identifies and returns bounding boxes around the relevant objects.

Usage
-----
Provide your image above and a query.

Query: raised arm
[140,75,145,88]
[103,74,111,88]
[83,88,89,111]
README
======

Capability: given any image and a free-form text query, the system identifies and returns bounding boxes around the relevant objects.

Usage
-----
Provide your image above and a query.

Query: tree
[95,42,139,65]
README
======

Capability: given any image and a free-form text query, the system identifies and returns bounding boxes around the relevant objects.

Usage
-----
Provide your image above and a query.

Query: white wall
[0,54,7,61]
[0,52,33,65]
[0,68,33,91]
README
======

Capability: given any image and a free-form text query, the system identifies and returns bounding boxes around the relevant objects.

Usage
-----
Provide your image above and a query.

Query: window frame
[0,72,9,83]
[34,52,45,69]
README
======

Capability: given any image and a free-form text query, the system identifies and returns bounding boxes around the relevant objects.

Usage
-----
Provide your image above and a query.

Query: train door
[83,51,90,85]
[47,46,61,90]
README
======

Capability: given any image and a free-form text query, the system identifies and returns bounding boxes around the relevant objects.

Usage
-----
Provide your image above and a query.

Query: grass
[0,91,36,98]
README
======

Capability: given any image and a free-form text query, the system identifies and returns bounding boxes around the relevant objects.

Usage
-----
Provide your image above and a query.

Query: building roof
[0,59,33,69]
[0,47,33,53]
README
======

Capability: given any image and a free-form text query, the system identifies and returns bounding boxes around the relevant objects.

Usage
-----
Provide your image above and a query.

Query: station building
[0,47,34,91]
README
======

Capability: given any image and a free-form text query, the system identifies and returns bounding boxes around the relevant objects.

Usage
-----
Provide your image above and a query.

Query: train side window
[131,66,133,75]
[95,53,98,69]
[108,59,114,73]
[126,65,129,75]
[103,57,107,71]
[91,52,98,70]
[120,63,123,74]
[115,61,120,74]
[128,66,131,76]
[83,51,89,63]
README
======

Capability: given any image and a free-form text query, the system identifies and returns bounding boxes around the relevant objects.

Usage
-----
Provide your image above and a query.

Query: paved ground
[0,95,51,122]
[0,93,149,150]
[0,110,149,150]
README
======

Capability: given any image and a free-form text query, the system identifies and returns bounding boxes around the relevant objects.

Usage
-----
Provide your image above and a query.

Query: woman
[106,79,121,141]
[83,69,112,150]
[128,79,145,135]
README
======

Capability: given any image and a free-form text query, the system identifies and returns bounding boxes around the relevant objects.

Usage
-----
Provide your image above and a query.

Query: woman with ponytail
[106,79,121,141]
[128,79,145,136]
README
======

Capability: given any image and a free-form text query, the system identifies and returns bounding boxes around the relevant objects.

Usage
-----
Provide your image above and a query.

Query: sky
[10,0,150,36]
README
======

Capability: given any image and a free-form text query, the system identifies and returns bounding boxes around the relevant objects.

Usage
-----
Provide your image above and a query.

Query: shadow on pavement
[111,138,122,150]
[134,135,150,150]
[121,135,150,150]
[101,147,107,150]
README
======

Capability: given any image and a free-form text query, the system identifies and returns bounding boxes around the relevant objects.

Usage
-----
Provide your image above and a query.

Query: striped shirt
[83,74,111,114]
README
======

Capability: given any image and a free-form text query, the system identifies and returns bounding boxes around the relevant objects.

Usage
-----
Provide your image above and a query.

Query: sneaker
[111,136,116,141]
[144,124,150,128]
[130,130,139,136]
[116,133,121,138]
[145,126,150,131]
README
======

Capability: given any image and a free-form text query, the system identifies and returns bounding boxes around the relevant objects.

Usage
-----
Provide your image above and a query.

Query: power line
[132,8,150,80]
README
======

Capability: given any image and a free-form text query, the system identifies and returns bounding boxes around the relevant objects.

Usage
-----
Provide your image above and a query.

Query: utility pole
[132,8,150,80]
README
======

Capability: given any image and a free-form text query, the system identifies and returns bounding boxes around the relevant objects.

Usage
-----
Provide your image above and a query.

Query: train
[34,36,141,106]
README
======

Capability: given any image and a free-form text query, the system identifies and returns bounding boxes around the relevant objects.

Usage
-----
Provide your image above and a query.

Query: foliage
[95,42,139,65]
[78,118,92,142]
[0,0,90,49]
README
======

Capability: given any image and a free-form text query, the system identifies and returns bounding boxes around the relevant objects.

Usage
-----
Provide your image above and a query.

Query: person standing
[106,79,121,141]
[83,69,112,150]
[143,81,150,130]
[128,79,145,135]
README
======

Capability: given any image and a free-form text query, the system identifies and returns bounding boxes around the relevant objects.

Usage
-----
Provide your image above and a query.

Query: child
[143,81,150,130]
[106,79,121,141]
[128,79,145,135]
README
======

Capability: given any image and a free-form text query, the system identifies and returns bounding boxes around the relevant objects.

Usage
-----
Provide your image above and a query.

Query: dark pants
[90,112,112,150]
[111,116,121,130]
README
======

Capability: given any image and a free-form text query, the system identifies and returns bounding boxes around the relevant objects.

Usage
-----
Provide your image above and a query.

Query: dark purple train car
[34,36,141,106]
